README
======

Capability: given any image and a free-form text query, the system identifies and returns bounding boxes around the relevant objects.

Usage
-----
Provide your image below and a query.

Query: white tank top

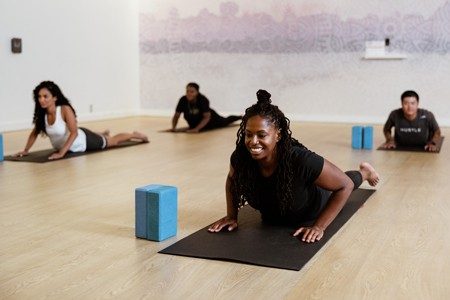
[45,106,86,152]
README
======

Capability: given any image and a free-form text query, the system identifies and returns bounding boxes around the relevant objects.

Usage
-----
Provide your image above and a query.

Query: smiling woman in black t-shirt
[169,82,242,133]
[208,90,380,243]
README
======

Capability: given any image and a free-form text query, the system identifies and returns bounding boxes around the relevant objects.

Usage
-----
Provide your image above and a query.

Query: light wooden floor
[1,117,449,299]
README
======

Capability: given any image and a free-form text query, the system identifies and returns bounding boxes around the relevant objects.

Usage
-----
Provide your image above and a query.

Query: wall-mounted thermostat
[11,38,22,53]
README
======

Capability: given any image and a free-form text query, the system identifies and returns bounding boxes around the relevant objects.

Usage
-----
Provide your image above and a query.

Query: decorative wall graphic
[140,1,450,54]
[139,1,450,125]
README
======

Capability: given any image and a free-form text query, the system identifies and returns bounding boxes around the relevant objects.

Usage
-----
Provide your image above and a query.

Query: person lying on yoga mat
[167,82,242,133]
[14,81,148,160]
[208,89,380,243]
[382,90,441,152]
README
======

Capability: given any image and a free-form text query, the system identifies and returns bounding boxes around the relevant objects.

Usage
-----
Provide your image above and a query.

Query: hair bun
[256,89,271,104]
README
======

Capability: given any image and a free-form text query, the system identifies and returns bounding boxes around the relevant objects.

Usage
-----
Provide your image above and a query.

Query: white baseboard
[138,109,173,117]
[2,110,449,132]
[287,114,450,127]
[138,109,247,119]
[0,120,34,132]
[77,109,141,123]
[286,114,386,125]
[0,109,140,132]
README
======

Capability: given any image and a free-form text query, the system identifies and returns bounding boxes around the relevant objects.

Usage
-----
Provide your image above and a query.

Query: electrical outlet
[89,104,93,113]
[11,38,22,53]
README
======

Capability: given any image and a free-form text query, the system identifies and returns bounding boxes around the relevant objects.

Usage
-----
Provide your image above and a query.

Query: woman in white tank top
[15,81,149,160]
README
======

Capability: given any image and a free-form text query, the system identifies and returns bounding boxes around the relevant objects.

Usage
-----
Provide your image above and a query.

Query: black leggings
[261,170,364,225]
[202,110,242,131]
[314,170,363,217]
[345,170,363,190]
[79,127,107,151]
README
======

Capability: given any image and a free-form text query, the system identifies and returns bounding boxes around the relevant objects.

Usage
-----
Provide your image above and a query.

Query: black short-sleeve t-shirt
[175,94,211,128]
[231,145,325,225]
[383,108,440,146]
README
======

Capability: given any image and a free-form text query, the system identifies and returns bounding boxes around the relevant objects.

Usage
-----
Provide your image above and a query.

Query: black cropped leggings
[201,110,242,131]
[314,170,363,217]
[345,170,363,190]
[261,170,364,225]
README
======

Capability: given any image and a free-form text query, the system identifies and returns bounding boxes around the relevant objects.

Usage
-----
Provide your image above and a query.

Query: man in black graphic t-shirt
[175,93,210,129]
[169,83,242,133]
[383,90,441,152]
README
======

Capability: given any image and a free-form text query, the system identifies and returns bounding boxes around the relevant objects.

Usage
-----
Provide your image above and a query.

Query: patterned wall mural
[140,1,450,54]
[139,1,450,125]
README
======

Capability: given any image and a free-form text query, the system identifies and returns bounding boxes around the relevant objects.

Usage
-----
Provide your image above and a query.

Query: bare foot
[359,162,380,186]
[133,131,149,142]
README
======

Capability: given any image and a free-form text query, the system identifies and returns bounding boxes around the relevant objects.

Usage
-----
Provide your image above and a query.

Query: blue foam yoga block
[363,126,373,150]
[351,126,363,149]
[135,184,177,241]
[0,134,3,161]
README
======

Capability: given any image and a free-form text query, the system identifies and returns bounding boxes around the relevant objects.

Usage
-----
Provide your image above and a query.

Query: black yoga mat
[4,140,148,163]
[160,188,375,271]
[377,136,444,153]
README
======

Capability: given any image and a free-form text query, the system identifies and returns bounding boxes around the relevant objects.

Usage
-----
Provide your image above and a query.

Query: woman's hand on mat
[293,225,324,243]
[14,150,29,157]
[425,142,437,152]
[48,152,65,160]
[208,217,238,233]
[383,140,396,149]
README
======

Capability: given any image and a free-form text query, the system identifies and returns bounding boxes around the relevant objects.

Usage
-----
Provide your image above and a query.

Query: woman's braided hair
[231,90,305,213]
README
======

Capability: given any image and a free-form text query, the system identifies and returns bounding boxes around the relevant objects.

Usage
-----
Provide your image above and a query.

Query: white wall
[0,0,140,132]
[140,52,450,126]
[2,1,448,132]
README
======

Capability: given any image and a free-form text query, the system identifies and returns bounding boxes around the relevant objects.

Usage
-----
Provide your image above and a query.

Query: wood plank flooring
[1,117,449,299]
